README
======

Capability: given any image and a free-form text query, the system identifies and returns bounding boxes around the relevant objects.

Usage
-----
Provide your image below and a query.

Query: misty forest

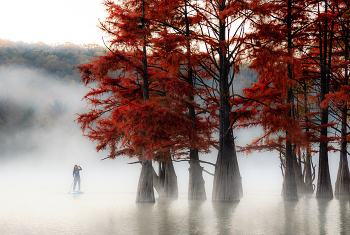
[1,0,350,234]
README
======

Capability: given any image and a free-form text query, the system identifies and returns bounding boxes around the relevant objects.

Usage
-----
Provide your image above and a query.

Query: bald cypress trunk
[212,3,242,201]
[334,109,350,198]
[304,150,314,192]
[188,149,206,199]
[316,1,333,199]
[136,0,155,203]
[282,0,298,200]
[303,81,314,193]
[136,154,155,203]
[335,13,350,199]
[212,142,243,201]
[292,152,307,194]
[282,139,298,200]
[184,0,207,200]
[153,160,178,198]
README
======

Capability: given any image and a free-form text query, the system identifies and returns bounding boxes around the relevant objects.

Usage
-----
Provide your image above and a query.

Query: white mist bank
[0,65,343,198]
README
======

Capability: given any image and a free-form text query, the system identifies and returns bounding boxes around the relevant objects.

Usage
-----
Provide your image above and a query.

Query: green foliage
[0,95,72,157]
[37,99,67,129]
[0,39,104,157]
[0,39,107,81]
[0,97,37,156]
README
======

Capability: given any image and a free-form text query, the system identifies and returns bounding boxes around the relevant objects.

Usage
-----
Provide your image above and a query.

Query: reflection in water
[156,197,177,235]
[298,193,315,234]
[212,202,238,235]
[188,199,205,234]
[317,199,331,235]
[136,202,155,235]
[0,188,350,234]
[283,200,298,235]
[338,198,350,235]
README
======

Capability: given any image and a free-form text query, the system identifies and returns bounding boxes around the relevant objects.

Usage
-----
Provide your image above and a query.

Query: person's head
[73,165,78,171]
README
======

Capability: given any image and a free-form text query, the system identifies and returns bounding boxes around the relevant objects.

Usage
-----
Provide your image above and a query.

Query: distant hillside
[0,39,107,82]
[233,65,258,95]
[0,39,258,158]
[0,39,108,157]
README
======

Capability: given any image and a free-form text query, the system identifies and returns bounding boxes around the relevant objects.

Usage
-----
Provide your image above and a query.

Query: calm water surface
[1,186,349,235]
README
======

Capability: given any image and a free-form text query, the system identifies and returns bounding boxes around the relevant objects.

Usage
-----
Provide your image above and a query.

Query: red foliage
[76,0,216,160]
[234,0,316,154]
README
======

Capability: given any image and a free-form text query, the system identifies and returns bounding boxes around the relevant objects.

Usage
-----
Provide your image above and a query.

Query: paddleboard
[70,191,84,194]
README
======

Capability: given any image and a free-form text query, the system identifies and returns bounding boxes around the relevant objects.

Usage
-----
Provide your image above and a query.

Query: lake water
[0,112,348,235]
[1,179,349,235]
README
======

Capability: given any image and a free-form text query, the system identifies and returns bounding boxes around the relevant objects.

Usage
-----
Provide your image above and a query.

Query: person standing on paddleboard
[73,165,82,191]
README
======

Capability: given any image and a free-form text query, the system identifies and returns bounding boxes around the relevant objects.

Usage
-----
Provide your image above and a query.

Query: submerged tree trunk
[303,150,314,192]
[316,142,333,198]
[316,3,333,199]
[153,153,178,197]
[335,17,350,198]
[282,139,298,200]
[136,154,155,203]
[281,0,298,201]
[213,95,243,201]
[334,109,350,198]
[303,80,314,193]
[212,1,242,202]
[212,39,243,202]
[188,149,206,199]
[292,151,307,194]
[184,0,207,200]
[211,61,243,201]
[136,0,155,203]
[212,142,243,201]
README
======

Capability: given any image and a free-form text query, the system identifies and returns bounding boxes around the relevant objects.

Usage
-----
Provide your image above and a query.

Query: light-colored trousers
[73,177,81,191]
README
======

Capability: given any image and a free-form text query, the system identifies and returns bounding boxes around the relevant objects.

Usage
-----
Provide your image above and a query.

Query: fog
[0,66,348,235]
[0,65,342,197]
[0,66,139,194]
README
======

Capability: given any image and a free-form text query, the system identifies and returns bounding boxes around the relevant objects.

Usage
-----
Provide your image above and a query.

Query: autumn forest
[72,0,350,203]
[2,0,350,204]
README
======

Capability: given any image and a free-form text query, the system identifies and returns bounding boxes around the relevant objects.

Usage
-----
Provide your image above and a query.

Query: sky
[0,0,106,45]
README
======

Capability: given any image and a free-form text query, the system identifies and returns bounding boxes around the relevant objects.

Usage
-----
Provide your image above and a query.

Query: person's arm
[79,166,82,171]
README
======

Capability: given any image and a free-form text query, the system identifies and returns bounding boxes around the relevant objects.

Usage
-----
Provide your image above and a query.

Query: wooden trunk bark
[316,141,333,198]
[282,0,297,201]
[136,155,155,203]
[334,151,350,198]
[212,2,243,202]
[188,149,206,199]
[303,151,314,192]
[316,1,333,199]
[282,140,298,200]
[153,157,178,198]
[292,152,307,194]
[212,147,243,201]
[211,63,243,201]
[135,0,155,203]
[334,110,350,198]
[184,0,207,200]
[303,78,314,193]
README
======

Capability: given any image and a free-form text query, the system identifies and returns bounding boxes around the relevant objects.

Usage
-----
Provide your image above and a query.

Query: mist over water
[0,66,349,234]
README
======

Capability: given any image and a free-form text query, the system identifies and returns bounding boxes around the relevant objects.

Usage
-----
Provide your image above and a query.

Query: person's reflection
[212,201,238,234]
